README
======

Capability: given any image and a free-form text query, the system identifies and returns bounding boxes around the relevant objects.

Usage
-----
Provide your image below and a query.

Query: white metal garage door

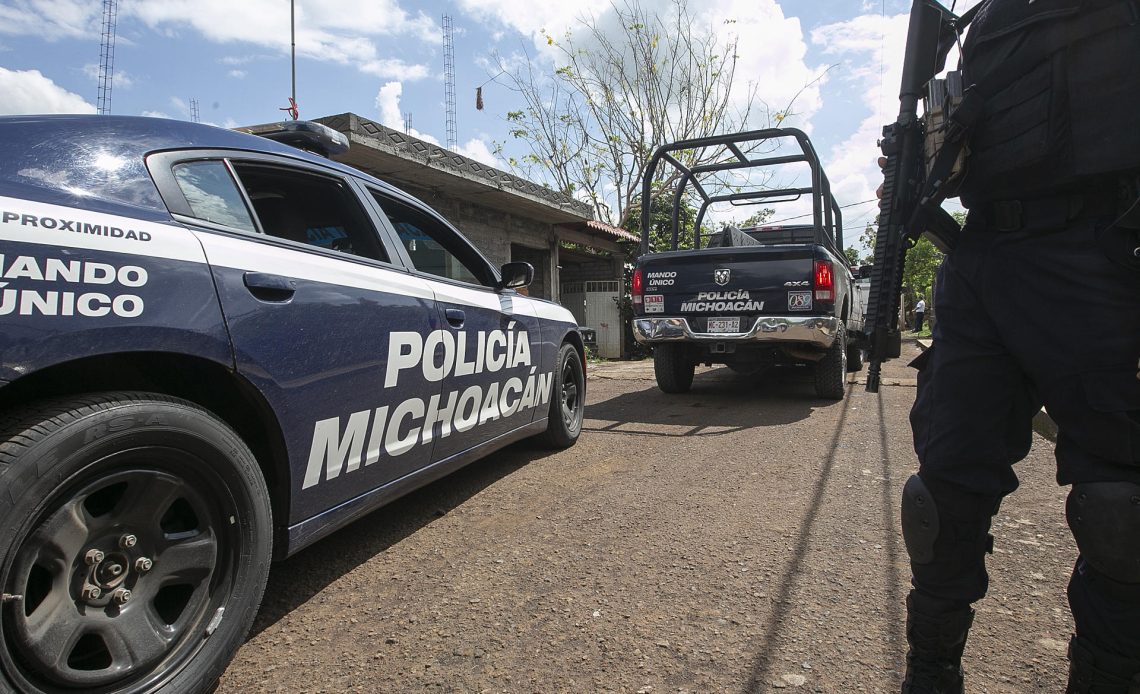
[559,280,621,359]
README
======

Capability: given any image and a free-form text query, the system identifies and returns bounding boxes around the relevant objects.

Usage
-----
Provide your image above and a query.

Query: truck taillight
[813,260,834,302]
[631,268,644,306]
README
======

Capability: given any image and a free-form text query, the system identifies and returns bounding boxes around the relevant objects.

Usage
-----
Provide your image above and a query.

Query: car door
[364,188,544,464]
[149,152,442,523]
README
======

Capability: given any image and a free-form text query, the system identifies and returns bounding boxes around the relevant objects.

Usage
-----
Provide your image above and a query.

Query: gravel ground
[216,337,1075,693]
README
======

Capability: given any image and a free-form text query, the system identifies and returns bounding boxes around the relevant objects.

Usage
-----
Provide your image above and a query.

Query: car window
[370,191,490,285]
[172,161,256,232]
[232,163,389,263]
[170,159,390,263]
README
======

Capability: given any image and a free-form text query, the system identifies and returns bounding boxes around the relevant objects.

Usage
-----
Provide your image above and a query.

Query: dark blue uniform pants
[909,208,1140,657]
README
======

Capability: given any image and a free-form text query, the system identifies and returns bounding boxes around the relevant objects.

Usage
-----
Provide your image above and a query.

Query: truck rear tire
[0,392,272,694]
[654,344,695,394]
[814,325,848,400]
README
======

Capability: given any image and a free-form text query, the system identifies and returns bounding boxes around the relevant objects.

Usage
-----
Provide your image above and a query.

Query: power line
[763,198,879,226]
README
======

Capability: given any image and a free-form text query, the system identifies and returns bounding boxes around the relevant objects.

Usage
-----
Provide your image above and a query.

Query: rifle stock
[865,0,960,393]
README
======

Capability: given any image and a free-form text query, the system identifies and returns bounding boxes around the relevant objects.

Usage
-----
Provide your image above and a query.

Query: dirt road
[217,338,1075,693]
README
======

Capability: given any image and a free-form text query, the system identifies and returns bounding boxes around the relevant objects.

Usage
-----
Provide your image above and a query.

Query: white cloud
[82,63,135,89]
[299,0,440,43]
[0,67,96,114]
[374,80,497,163]
[462,0,828,227]
[219,53,277,66]
[360,59,430,81]
[141,110,171,118]
[810,12,910,243]
[1,2,437,82]
[228,69,246,79]
[457,0,609,39]
[463,0,824,131]
[699,0,827,129]
[373,82,436,142]
[456,137,500,167]
[811,2,983,242]
[124,0,435,80]
[375,81,403,127]
[0,1,100,39]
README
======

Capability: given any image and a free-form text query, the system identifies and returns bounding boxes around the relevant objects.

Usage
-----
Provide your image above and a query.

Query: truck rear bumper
[633,315,839,348]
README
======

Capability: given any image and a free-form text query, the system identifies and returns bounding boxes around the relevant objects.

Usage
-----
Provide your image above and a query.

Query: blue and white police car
[0,115,586,693]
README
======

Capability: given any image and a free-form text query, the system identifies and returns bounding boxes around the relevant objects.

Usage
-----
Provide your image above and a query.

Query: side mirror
[499,261,534,290]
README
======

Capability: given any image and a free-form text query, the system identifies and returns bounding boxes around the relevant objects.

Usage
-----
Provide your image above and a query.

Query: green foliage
[738,209,775,228]
[860,221,876,255]
[902,236,942,303]
[860,210,966,305]
[844,247,861,266]
[621,191,698,253]
[901,211,964,303]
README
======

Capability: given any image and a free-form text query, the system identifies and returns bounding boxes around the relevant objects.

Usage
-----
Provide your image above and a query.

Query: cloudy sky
[0,0,980,245]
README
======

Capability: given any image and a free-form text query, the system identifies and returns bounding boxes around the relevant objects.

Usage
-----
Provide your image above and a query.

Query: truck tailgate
[640,245,819,322]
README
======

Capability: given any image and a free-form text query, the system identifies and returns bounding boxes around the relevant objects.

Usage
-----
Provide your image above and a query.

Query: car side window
[233,163,389,263]
[172,161,256,232]
[170,159,390,263]
[370,192,491,285]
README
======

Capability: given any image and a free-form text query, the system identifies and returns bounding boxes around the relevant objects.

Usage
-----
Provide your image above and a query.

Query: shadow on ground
[742,384,907,692]
[248,439,557,638]
[585,365,840,438]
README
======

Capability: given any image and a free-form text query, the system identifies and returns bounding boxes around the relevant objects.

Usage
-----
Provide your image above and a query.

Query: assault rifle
[864,0,979,392]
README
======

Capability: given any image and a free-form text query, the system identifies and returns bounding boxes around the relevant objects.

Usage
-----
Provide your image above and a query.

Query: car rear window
[172,161,257,231]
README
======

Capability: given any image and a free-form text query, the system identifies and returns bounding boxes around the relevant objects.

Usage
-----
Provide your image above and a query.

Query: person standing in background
[913,297,926,333]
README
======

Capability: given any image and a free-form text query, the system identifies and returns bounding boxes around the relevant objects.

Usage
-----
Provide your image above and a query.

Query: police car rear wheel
[0,392,272,694]
[539,343,585,448]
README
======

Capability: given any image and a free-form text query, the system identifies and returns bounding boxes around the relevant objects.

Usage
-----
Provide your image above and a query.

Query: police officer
[898,0,1140,692]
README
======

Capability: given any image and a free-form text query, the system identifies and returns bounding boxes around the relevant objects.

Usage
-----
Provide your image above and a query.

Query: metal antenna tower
[403,112,413,134]
[442,14,457,150]
[97,0,118,115]
[190,99,201,123]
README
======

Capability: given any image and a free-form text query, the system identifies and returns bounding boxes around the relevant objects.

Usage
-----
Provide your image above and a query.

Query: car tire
[0,392,272,694]
[654,344,695,394]
[814,325,848,400]
[539,343,585,448]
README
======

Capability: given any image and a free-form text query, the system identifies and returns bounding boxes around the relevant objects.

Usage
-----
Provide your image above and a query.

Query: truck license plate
[706,317,740,333]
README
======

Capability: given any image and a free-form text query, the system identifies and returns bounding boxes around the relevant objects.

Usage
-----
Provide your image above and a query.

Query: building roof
[316,113,595,225]
[579,219,639,243]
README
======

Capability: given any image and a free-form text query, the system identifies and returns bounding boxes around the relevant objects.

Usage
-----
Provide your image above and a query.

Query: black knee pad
[902,474,941,564]
[1067,482,1140,584]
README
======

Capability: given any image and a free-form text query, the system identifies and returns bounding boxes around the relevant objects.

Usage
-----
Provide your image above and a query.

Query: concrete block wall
[569,258,620,283]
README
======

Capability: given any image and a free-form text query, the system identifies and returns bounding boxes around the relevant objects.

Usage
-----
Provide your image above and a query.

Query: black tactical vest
[959,0,1140,204]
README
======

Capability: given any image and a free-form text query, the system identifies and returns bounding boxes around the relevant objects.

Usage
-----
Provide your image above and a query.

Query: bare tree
[493,0,806,228]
